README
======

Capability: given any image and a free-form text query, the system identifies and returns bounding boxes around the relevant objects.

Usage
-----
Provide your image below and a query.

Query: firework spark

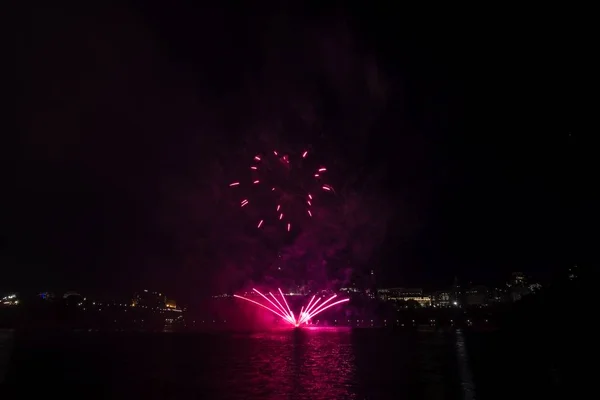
[228,149,335,232]
[234,288,349,327]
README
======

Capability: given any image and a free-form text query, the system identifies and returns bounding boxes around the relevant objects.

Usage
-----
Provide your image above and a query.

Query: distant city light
[1,294,19,306]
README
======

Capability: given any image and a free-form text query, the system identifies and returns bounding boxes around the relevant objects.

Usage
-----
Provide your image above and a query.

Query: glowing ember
[234,289,350,327]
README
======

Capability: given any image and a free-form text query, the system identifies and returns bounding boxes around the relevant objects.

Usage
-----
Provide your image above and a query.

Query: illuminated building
[340,285,361,294]
[528,283,542,292]
[488,288,508,304]
[432,291,451,307]
[399,296,431,307]
[377,288,391,300]
[377,288,431,306]
[165,299,177,309]
[1,294,19,306]
[131,290,166,308]
[509,272,526,287]
[378,288,423,299]
[506,273,530,302]
[451,277,462,305]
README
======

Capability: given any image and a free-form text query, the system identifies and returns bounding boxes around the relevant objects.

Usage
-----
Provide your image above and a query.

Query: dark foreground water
[0,327,561,399]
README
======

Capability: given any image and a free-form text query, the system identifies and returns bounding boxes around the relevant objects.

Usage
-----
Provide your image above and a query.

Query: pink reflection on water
[231,328,357,399]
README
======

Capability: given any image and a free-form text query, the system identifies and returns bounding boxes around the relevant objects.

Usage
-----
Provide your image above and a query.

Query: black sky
[5,3,577,299]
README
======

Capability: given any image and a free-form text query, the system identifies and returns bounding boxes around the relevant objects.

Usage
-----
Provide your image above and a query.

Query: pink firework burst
[234,288,349,327]
[228,149,335,232]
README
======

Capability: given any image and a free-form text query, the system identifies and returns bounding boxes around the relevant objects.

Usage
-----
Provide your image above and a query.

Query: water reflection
[235,327,357,399]
[4,329,461,399]
[0,330,14,384]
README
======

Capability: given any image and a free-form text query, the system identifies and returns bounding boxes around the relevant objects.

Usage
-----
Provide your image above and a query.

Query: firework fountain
[234,288,349,327]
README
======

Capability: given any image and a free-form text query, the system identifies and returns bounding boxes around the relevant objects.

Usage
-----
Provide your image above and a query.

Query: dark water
[1,328,470,399]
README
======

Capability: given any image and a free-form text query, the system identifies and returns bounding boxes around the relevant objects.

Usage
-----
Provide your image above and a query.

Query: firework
[234,288,349,327]
[229,149,335,232]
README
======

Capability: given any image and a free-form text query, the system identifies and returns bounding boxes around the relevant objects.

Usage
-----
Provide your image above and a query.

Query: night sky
[5,4,577,301]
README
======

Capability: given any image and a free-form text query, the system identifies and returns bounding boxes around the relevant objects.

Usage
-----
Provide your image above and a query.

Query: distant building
[464,285,489,306]
[340,284,361,294]
[377,288,431,306]
[432,291,451,307]
[165,299,177,309]
[359,270,377,299]
[400,288,423,296]
[451,277,462,305]
[508,272,526,287]
[376,288,390,300]
[506,272,530,302]
[509,286,530,302]
[488,288,508,304]
[1,294,19,306]
[528,283,542,293]
[132,290,166,309]
[378,288,422,299]
[400,296,431,307]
